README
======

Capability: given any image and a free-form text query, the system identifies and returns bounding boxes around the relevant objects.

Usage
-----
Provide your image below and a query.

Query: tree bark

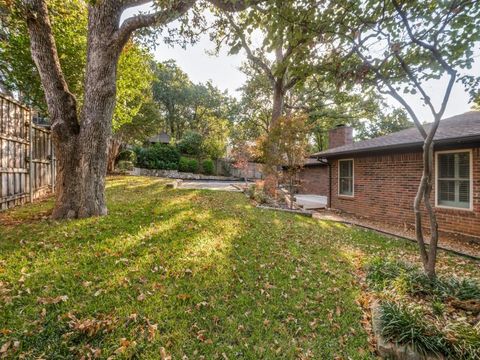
[414,129,440,279]
[107,137,123,173]
[271,80,285,125]
[25,0,124,218]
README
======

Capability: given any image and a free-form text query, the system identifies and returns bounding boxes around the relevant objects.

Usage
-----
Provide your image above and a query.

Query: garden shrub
[187,158,199,173]
[202,159,215,175]
[365,258,415,291]
[117,149,136,163]
[179,157,189,172]
[135,144,180,170]
[179,157,199,173]
[446,322,480,359]
[177,130,203,156]
[116,160,134,172]
[438,277,480,301]
[245,184,269,204]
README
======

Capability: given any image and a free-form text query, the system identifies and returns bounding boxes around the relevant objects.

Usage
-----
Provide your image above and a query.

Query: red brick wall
[330,147,480,239]
[329,126,353,149]
[298,166,329,195]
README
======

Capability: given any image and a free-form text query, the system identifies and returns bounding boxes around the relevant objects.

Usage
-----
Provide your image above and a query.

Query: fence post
[50,133,55,192]
[29,111,33,203]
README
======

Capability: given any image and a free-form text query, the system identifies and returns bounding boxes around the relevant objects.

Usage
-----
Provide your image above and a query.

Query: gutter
[311,134,480,159]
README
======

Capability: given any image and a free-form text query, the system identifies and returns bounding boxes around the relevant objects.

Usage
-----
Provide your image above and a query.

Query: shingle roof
[148,132,171,144]
[303,158,327,167]
[312,111,480,158]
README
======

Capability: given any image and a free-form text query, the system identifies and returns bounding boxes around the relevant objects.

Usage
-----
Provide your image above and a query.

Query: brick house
[298,125,353,195]
[310,111,480,241]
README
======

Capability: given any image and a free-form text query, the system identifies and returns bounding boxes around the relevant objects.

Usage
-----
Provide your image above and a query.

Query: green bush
[179,157,189,172]
[117,149,136,163]
[116,160,134,172]
[178,157,199,173]
[202,159,215,175]
[187,158,199,173]
[134,144,180,170]
[177,131,203,156]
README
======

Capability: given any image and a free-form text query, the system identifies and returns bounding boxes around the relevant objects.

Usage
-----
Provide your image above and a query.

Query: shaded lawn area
[1,177,479,359]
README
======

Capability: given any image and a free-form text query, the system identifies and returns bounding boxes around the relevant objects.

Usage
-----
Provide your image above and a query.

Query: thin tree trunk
[414,129,440,279]
[107,137,122,173]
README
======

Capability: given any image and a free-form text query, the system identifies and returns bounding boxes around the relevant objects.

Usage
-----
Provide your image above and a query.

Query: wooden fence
[0,94,56,211]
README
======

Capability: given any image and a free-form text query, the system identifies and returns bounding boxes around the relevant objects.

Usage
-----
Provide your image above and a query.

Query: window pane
[458,153,470,179]
[340,161,352,178]
[437,151,471,209]
[340,178,352,195]
[459,180,470,203]
[439,180,455,202]
[438,153,455,178]
[339,160,353,196]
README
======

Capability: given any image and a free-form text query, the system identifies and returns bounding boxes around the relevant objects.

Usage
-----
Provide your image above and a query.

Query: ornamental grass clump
[368,258,480,359]
[380,301,448,356]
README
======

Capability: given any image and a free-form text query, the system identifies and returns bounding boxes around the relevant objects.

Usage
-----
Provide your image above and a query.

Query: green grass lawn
[1,176,479,359]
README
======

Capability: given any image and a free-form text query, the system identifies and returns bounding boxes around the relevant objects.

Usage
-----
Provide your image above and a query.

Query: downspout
[318,157,331,209]
[328,161,332,209]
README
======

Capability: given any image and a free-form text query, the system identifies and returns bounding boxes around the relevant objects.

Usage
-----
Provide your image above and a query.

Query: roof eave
[311,135,480,159]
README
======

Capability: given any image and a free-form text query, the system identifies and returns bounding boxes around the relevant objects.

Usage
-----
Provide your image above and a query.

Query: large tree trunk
[26,0,123,218]
[271,80,285,125]
[55,4,121,218]
[24,0,249,219]
[263,80,286,197]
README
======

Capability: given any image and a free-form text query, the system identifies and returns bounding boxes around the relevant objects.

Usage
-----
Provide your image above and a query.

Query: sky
[122,5,479,123]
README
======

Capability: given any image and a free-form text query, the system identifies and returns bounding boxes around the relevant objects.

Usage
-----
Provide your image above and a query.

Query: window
[436,151,472,210]
[338,159,354,196]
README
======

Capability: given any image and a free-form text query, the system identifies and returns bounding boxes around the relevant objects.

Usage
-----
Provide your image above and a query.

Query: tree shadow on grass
[1,200,374,359]
[3,177,476,358]
[1,181,373,359]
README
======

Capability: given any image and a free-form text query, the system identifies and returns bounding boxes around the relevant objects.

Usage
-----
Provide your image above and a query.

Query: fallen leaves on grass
[160,347,171,360]
[66,313,118,337]
[114,338,137,355]
[37,295,68,305]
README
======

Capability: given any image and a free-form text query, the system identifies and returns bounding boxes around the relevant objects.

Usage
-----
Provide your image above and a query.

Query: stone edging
[371,301,444,360]
[132,167,240,181]
[256,205,313,217]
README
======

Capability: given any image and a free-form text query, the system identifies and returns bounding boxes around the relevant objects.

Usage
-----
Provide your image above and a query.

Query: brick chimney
[328,125,353,149]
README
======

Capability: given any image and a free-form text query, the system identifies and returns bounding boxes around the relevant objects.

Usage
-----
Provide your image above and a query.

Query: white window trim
[435,149,473,211]
[338,158,354,198]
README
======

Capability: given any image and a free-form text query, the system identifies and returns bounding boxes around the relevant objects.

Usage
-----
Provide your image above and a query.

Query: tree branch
[207,0,263,12]
[391,0,458,76]
[114,0,196,48]
[226,14,276,86]
[352,45,427,139]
